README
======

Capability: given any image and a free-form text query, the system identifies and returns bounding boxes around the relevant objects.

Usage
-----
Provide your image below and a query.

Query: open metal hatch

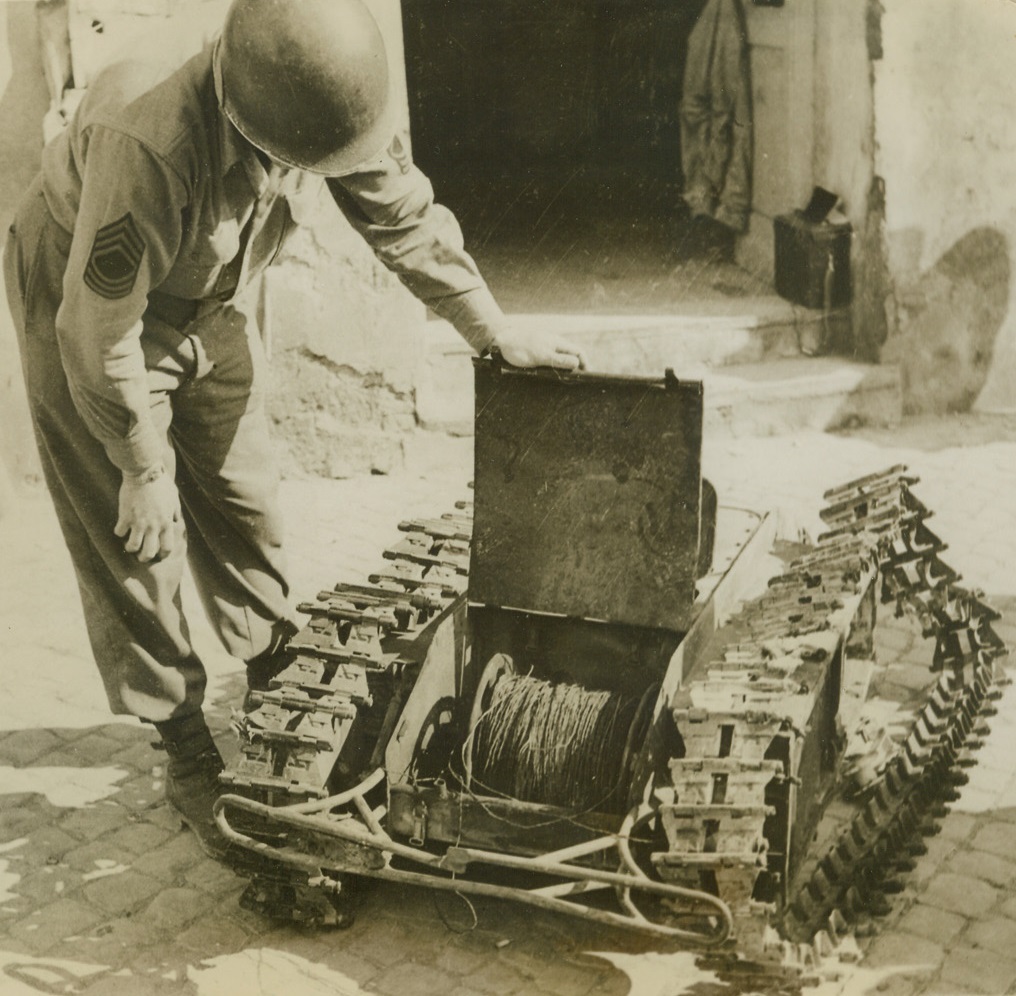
[470,358,706,632]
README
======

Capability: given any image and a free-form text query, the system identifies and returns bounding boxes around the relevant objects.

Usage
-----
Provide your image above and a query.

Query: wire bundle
[469,674,640,814]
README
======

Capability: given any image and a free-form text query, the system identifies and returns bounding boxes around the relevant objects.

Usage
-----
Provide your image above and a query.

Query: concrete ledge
[417,304,900,438]
[417,312,901,438]
[703,357,901,438]
[421,298,816,367]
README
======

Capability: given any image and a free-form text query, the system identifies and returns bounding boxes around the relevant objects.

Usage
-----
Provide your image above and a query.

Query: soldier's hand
[115,468,181,563]
[493,326,586,371]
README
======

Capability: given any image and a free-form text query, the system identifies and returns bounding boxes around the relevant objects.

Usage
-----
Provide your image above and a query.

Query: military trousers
[4,177,297,721]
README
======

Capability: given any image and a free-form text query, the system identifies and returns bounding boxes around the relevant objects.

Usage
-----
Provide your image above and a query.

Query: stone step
[700,357,900,438]
[535,300,816,369]
[416,310,900,438]
[424,298,816,370]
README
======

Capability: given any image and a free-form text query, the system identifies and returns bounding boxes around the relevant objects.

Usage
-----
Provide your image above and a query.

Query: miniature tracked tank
[216,360,1008,955]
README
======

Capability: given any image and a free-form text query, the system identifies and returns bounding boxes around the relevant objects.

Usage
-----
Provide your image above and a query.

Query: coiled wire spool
[468,665,648,815]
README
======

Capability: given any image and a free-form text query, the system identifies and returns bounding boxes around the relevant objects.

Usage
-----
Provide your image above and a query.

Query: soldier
[4,0,584,857]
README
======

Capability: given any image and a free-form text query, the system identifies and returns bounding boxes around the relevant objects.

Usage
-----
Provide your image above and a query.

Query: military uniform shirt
[40,42,506,478]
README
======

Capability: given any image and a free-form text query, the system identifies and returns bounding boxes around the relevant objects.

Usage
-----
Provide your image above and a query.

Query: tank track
[782,468,1008,943]
[218,502,473,922]
[659,467,1007,962]
[218,469,1008,957]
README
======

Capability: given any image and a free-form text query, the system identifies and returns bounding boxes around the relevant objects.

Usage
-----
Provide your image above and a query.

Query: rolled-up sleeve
[327,136,507,355]
[56,126,186,476]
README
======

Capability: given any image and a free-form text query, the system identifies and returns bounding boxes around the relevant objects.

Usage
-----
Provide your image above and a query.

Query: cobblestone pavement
[1,417,1016,996]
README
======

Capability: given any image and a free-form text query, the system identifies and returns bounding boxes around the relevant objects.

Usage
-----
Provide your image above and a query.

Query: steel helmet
[215,0,395,175]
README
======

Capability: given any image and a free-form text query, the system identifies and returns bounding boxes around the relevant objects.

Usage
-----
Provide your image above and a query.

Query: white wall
[876,0,1016,413]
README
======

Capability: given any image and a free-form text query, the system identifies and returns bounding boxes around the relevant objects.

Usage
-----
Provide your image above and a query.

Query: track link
[663,467,1007,958]
[220,469,1008,962]
[782,470,1008,941]
[219,503,472,907]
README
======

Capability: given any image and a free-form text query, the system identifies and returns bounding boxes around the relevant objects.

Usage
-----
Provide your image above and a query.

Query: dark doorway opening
[403,1,700,235]
[402,0,762,313]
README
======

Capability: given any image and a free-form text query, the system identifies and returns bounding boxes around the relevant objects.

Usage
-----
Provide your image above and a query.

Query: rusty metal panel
[470,360,703,631]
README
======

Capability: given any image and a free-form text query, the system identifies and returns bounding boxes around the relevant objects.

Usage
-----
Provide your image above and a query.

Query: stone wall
[255,0,428,479]
[263,216,425,480]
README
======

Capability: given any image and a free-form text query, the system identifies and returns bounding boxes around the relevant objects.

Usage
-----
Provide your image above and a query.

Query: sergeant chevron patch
[84,213,145,300]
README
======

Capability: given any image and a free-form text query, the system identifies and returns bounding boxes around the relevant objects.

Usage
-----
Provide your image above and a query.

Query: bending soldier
[4,0,583,857]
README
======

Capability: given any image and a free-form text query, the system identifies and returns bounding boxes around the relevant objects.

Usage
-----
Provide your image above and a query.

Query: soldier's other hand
[493,326,586,371]
[115,469,181,563]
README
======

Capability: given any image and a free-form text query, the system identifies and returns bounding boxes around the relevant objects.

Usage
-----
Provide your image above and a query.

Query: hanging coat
[680,0,753,233]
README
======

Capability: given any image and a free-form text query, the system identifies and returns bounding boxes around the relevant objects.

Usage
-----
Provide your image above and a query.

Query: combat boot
[154,712,228,860]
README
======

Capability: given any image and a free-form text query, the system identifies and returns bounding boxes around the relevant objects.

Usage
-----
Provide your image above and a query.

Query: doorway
[401,0,766,313]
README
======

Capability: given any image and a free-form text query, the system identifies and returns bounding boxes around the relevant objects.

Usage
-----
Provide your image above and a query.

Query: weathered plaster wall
[813,0,873,232]
[256,0,428,478]
[745,0,1014,404]
[0,0,427,504]
[813,0,888,361]
[740,0,882,358]
[264,213,424,480]
[875,0,1016,413]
